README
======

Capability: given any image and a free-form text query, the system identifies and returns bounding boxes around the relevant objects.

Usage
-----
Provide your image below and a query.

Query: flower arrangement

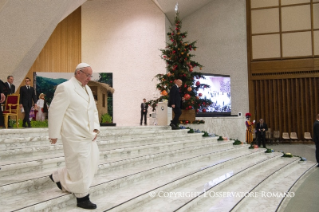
[265,148,274,153]
[101,113,113,123]
[179,120,205,124]
[188,128,194,133]
[202,131,214,137]
[217,136,224,141]
[233,139,242,145]
[282,152,293,158]
[249,144,258,149]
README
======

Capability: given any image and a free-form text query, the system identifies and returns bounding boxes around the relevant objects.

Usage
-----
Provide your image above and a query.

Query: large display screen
[195,74,231,117]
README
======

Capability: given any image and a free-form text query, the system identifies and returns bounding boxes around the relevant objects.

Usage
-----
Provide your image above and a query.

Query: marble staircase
[0,126,316,212]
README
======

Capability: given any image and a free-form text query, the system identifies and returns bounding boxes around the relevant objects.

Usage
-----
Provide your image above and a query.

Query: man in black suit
[140,98,148,125]
[19,77,37,128]
[0,80,6,127]
[168,79,183,130]
[313,114,319,167]
[256,118,268,148]
[4,75,15,96]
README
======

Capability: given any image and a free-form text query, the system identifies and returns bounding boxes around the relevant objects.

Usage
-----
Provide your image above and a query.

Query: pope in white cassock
[48,63,100,210]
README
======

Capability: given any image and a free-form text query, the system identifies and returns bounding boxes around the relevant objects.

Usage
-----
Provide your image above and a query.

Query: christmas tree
[148,11,212,113]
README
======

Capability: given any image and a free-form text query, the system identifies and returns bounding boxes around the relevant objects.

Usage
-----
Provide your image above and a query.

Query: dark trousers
[171,107,181,126]
[23,105,31,127]
[140,112,147,125]
[315,141,319,164]
[258,133,266,148]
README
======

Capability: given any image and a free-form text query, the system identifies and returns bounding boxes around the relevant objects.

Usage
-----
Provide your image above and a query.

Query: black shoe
[49,174,62,190]
[170,123,176,128]
[77,195,97,209]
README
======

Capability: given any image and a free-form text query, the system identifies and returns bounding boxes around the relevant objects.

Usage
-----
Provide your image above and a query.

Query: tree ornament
[188,106,192,109]
[196,109,199,113]
[202,108,206,113]
[187,87,192,92]
[199,93,202,97]
[196,81,200,86]
[184,94,191,100]
[167,72,171,77]
[161,90,168,96]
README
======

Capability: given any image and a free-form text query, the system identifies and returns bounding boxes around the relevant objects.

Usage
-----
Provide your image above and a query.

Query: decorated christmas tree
[148,10,212,113]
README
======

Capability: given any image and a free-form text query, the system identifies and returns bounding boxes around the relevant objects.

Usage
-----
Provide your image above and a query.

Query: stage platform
[0,126,316,211]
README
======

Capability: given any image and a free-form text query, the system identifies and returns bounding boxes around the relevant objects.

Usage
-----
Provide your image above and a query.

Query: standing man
[140,98,148,125]
[4,75,15,96]
[168,79,183,130]
[4,75,15,127]
[48,63,100,209]
[0,81,6,127]
[19,77,37,128]
[256,118,268,148]
[313,114,319,167]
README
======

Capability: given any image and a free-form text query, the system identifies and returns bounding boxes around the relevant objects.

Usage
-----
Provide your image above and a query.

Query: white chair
[282,132,290,143]
[304,132,312,142]
[290,132,298,142]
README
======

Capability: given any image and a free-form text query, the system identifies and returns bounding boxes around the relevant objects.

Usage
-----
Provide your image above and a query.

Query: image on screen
[195,74,231,116]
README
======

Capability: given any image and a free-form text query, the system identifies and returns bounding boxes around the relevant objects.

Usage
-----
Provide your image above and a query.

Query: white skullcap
[76,62,91,69]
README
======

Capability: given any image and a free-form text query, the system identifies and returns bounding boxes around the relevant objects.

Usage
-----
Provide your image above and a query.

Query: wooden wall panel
[252,78,319,139]
[19,7,81,90]
[16,7,81,120]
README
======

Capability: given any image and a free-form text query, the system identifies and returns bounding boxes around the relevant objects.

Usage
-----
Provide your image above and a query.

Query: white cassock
[49,76,100,196]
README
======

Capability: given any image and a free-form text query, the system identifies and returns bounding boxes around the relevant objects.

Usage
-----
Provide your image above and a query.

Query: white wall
[182,0,249,116]
[82,0,166,126]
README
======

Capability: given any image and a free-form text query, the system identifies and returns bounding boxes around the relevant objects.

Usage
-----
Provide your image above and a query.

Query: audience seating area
[257,129,313,145]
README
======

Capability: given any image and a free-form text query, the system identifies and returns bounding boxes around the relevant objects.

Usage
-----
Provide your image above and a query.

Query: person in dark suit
[140,98,148,125]
[313,114,319,167]
[256,118,268,148]
[0,80,6,127]
[19,77,37,128]
[4,75,15,127]
[168,79,183,130]
[4,75,15,96]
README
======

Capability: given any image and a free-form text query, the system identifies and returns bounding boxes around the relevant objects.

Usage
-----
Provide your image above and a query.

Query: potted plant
[100,113,116,126]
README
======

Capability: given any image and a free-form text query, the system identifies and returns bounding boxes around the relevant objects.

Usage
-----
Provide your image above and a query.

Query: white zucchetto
[76,63,91,69]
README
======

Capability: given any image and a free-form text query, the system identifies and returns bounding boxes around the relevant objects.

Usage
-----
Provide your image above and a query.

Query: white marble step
[1,145,257,211]
[0,140,232,197]
[231,161,316,212]
[0,135,218,179]
[0,132,205,161]
[24,147,266,212]
[0,132,211,166]
[94,150,279,212]
[176,157,316,212]
[0,126,171,140]
[0,128,186,151]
